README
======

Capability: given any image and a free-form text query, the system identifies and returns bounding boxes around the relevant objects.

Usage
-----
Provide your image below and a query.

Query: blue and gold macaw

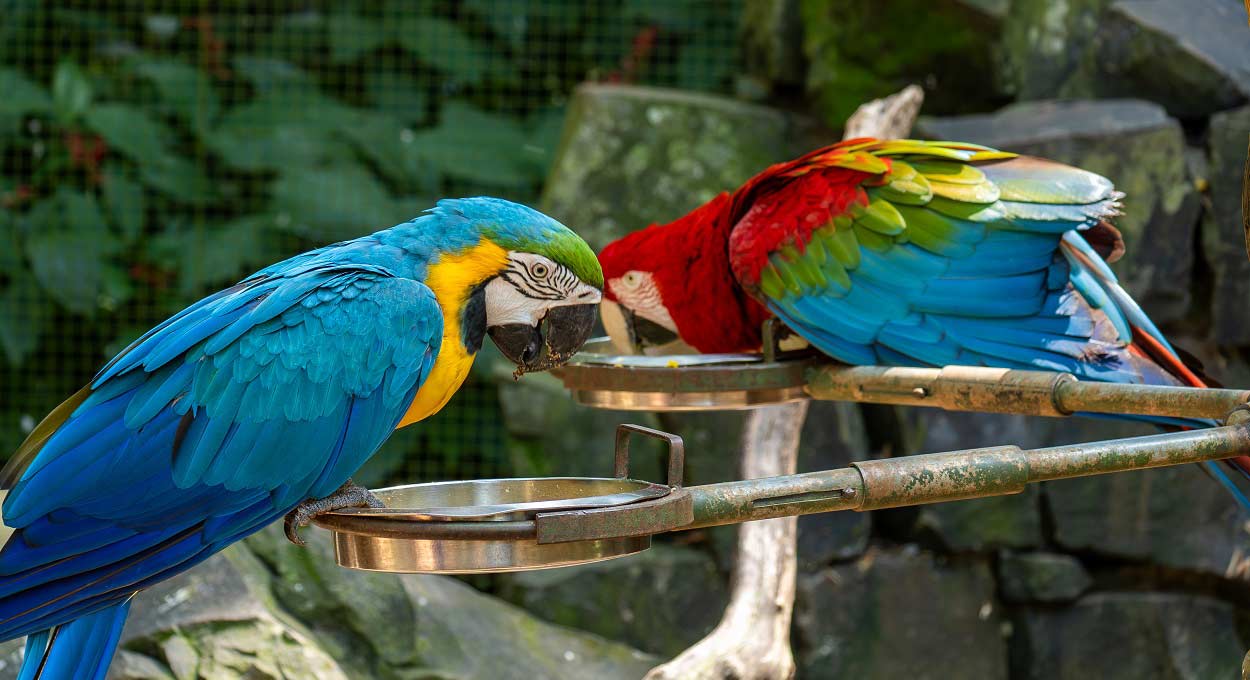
[0,197,603,679]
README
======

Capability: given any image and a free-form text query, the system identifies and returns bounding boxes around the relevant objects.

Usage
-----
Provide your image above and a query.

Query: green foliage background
[0,0,741,478]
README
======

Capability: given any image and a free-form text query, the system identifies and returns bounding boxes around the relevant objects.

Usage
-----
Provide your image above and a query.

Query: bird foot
[283,479,385,547]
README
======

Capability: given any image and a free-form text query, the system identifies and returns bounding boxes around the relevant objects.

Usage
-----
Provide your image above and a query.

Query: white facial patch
[485,252,601,327]
[607,270,677,332]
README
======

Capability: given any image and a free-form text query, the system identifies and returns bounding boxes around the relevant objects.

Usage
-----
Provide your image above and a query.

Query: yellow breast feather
[398,240,509,427]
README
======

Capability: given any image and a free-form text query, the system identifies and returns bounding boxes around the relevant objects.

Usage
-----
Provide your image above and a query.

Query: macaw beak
[489,303,599,375]
[599,299,683,355]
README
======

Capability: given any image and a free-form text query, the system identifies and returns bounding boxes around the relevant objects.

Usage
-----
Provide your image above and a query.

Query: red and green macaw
[598,138,1250,505]
[0,197,603,680]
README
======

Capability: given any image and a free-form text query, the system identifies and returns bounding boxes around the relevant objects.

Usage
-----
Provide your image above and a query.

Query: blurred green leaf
[410,101,539,187]
[151,215,286,294]
[210,122,351,171]
[624,0,706,30]
[217,92,356,130]
[0,275,48,366]
[465,0,529,49]
[0,209,20,272]
[260,11,328,58]
[233,56,318,96]
[677,36,735,91]
[130,57,220,133]
[52,9,128,42]
[271,165,400,241]
[103,324,149,360]
[208,92,359,171]
[22,189,124,315]
[366,72,428,124]
[100,167,144,244]
[140,156,214,205]
[85,104,171,165]
[52,61,93,123]
[393,17,517,85]
[0,68,52,117]
[525,107,568,172]
[329,12,387,63]
[336,111,434,192]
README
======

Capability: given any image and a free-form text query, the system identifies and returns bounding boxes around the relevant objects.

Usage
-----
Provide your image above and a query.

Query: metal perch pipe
[805,364,1250,421]
[681,424,1250,531]
[315,423,1250,551]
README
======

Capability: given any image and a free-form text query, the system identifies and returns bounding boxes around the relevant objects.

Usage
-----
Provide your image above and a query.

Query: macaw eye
[531,263,549,279]
[621,271,642,288]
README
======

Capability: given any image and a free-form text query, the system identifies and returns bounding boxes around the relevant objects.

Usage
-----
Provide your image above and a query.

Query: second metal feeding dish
[313,425,692,573]
[553,325,818,411]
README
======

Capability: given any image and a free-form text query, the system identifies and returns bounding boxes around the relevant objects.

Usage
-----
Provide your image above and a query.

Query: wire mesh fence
[0,0,742,483]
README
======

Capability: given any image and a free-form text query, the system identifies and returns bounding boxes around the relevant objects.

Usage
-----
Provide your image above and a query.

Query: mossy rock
[801,0,1009,127]
[1202,106,1250,347]
[920,99,1200,324]
[998,552,1092,604]
[999,0,1112,100]
[1015,593,1246,679]
[795,546,1008,679]
[497,545,728,658]
[541,83,825,251]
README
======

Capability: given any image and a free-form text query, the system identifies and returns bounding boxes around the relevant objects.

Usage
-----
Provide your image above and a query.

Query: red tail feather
[1130,327,1250,476]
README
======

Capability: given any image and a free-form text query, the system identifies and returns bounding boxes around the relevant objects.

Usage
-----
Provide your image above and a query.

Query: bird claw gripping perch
[283,479,386,547]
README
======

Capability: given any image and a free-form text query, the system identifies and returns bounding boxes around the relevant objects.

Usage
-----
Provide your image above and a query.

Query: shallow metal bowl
[314,478,667,573]
[313,425,692,574]
[551,338,817,411]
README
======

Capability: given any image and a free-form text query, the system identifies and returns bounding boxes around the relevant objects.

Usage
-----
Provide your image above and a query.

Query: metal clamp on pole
[536,425,693,544]
[851,446,1027,511]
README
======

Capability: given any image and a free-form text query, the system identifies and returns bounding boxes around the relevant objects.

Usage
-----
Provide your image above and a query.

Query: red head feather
[599,139,885,353]
[599,192,772,353]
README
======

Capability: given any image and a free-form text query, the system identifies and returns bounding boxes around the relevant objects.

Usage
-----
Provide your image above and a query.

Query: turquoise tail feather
[17,598,132,680]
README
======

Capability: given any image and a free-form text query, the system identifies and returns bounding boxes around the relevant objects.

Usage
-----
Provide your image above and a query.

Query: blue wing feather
[741,151,1181,394]
[0,268,443,641]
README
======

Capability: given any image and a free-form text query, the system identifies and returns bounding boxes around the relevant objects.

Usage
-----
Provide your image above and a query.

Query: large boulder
[904,411,1049,552]
[0,546,352,680]
[920,99,1201,324]
[249,524,659,680]
[1202,106,1250,347]
[498,545,728,658]
[541,83,825,251]
[1014,593,1246,679]
[997,552,1092,604]
[1045,464,1250,577]
[1000,0,1250,118]
[795,546,1008,679]
[0,528,658,680]
[799,0,1007,126]
[740,0,806,94]
[399,573,658,680]
[1067,0,1250,118]
[1036,417,1250,578]
[999,0,1112,100]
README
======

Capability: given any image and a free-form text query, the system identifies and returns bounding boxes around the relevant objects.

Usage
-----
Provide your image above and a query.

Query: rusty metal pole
[805,364,1250,421]
[682,424,1250,530]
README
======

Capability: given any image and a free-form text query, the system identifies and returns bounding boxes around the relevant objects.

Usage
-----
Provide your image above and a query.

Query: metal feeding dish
[313,425,692,574]
[552,325,819,411]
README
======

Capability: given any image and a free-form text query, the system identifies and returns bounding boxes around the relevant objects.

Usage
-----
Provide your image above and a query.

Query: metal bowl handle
[614,424,685,489]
